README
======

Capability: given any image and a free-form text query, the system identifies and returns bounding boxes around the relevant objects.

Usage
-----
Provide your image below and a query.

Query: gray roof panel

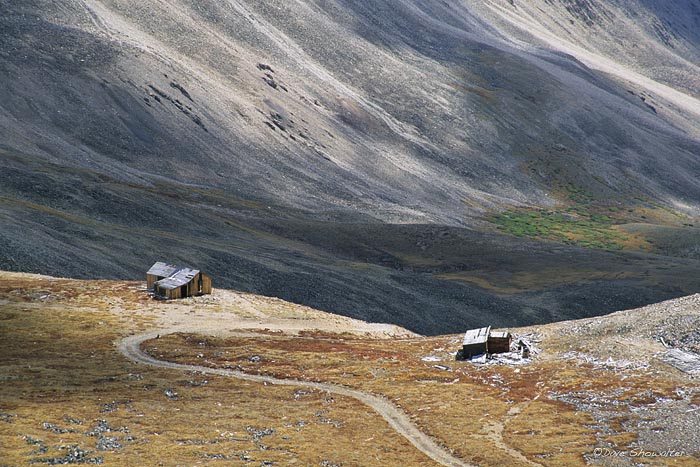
[147,262,180,277]
[463,326,491,346]
[154,267,200,289]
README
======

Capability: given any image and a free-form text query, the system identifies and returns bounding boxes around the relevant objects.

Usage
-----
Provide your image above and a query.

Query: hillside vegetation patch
[492,209,627,250]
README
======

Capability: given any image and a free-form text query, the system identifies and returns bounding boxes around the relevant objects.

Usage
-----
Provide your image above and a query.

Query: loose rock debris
[29,445,104,465]
[24,436,48,455]
[245,426,275,441]
[560,351,651,372]
[658,348,700,375]
[43,422,73,434]
[0,412,17,423]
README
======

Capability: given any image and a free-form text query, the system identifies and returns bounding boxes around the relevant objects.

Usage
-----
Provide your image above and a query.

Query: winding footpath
[119,331,475,467]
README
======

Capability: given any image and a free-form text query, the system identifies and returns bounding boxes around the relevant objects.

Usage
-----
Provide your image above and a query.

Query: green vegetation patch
[565,184,594,204]
[492,209,626,250]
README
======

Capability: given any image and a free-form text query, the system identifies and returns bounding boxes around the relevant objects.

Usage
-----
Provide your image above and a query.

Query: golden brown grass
[143,331,697,467]
[2,272,699,467]
[0,273,438,466]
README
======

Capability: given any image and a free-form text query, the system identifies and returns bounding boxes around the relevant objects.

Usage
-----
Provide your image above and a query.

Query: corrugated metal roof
[147,262,180,278]
[463,326,490,346]
[154,267,200,290]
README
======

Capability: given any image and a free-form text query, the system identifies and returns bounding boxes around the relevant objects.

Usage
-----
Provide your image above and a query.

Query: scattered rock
[95,436,122,451]
[169,81,193,101]
[24,436,48,454]
[87,419,129,437]
[42,422,71,434]
[0,413,17,423]
[30,445,104,465]
[320,461,344,467]
[658,348,700,375]
[245,426,274,441]
[145,84,207,131]
[182,378,209,387]
[199,453,236,459]
[561,351,650,372]
[262,74,278,89]
[261,74,288,92]
[314,410,344,428]
[99,402,117,413]
[284,419,308,429]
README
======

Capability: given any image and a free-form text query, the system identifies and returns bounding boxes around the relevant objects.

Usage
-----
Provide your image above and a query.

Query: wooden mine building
[461,326,512,359]
[462,326,490,359]
[488,330,512,354]
[146,262,212,299]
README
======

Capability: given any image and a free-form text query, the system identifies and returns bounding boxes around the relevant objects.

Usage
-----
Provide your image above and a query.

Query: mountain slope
[1,0,700,333]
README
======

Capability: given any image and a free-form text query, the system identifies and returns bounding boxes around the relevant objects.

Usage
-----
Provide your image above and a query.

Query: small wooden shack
[488,330,512,354]
[461,326,512,359]
[462,326,490,358]
[147,262,212,299]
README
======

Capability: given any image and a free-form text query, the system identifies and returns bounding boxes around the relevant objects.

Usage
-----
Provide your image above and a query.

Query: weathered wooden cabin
[488,330,512,354]
[147,262,212,299]
[461,326,512,359]
[462,326,490,358]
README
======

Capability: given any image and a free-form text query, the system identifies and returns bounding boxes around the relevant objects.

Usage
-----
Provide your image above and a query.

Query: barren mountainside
[1,0,700,333]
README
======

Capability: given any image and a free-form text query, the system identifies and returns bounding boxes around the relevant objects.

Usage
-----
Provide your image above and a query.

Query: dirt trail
[474,404,544,467]
[119,329,475,467]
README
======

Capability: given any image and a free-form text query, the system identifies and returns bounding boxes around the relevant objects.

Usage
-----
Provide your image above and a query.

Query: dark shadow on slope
[3,154,700,335]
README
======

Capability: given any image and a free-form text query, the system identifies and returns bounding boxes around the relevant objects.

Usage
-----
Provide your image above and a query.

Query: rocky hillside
[1,0,700,333]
